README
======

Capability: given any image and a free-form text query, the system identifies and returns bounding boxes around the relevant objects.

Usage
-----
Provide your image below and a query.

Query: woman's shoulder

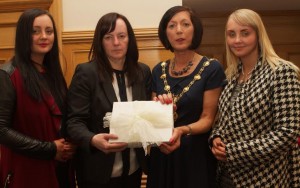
[138,62,151,72]
[76,61,97,71]
[198,57,225,74]
[0,61,16,76]
[275,61,298,72]
[203,57,224,69]
[71,61,99,83]
[152,60,169,72]
[273,61,299,81]
[73,61,100,79]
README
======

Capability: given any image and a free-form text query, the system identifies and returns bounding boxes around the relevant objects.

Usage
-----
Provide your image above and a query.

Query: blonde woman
[210,9,300,187]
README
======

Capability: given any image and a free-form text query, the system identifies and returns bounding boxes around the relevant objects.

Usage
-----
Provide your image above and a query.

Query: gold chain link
[160,59,212,120]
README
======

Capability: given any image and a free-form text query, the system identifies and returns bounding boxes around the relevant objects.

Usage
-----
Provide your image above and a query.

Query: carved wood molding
[0,0,53,13]
[62,31,94,43]
[62,28,159,42]
[0,12,20,26]
[62,28,162,48]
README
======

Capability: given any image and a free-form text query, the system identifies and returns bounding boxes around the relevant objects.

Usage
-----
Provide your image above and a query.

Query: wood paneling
[62,11,300,86]
[0,11,18,62]
[62,29,173,85]
[0,0,52,13]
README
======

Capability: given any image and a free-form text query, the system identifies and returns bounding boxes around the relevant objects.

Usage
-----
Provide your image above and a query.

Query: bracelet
[186,125,192,136]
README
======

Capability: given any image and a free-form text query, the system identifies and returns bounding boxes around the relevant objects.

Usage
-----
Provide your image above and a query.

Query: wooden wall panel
[0,48,14,64]
[0,13,18,63]
[0,12,21,24]
[289,54,300,67]
[139,48,173,68]
[62,29,174,85]
[0,0,52,13]
[61,35,92,84]
[61,11,300,86]
[0,27,15,46]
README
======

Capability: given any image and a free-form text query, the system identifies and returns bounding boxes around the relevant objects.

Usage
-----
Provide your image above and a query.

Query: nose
[176,25,183,33]
[40,31,47,39]
[234,34,241,42]
[113,36,120,45]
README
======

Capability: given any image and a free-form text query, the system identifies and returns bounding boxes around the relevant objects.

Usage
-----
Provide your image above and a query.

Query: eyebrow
[226,28,249,32]
[105,32,127,35]
[226,29,234,32]
[241,28,250,31]
[33,25,53,29]
[169,18,190,23]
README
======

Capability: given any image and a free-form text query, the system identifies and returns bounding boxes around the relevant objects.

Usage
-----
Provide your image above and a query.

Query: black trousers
[78,168,142,188]
[108,168,142,188]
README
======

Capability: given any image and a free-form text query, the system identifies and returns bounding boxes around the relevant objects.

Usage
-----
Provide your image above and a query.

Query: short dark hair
[158,6,203,52]
[89,12,141,85]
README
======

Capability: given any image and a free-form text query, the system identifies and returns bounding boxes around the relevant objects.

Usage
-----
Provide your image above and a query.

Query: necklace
[171,54,195,76]
[239,66,254,83]
[160,59,212,121]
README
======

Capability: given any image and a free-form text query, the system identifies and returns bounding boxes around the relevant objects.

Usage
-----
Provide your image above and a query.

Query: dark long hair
[158,6,203,52]
[13,8,67,108]
[88,12,142,85]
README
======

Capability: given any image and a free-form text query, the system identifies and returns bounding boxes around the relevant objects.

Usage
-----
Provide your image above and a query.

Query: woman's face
[166,11,194,52]
[102,18,129,62]
[31,14,54,60]
[226,18,259,60]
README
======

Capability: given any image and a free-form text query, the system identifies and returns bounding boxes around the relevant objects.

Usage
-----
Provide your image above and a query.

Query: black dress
[147,57,226,188]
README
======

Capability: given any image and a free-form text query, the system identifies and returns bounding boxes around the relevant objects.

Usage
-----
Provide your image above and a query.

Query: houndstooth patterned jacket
[210,60,300,187]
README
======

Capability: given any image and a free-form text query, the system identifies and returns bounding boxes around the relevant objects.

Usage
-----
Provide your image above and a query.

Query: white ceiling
[184,0,300,12]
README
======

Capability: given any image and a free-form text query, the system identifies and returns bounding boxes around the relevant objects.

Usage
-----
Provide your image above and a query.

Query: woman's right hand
[153,93,172,104]
[54,138,75,162]
[153,93,177,112]
[91,133,127,154]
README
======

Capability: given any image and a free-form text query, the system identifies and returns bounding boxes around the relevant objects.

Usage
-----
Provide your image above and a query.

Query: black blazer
[65,61,152,186]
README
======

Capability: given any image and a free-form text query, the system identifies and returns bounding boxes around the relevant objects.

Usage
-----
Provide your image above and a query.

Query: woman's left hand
[153,93,180,154]
[159,127,182,154]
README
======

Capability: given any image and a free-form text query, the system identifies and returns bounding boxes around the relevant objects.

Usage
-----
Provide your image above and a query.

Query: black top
[147,57,226,188]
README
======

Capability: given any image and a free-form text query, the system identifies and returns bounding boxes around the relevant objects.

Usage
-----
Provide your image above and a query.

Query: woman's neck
[31,54,45,72]
[109,57,125,71]
[240,50,259,74]
[174,50,195,66]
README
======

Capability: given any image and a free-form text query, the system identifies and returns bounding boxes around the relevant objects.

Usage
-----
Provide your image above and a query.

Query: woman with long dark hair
[0,8,75,188]
[66,12,151,188]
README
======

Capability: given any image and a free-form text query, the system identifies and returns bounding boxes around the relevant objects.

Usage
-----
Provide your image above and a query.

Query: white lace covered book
[108,101,174,148]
